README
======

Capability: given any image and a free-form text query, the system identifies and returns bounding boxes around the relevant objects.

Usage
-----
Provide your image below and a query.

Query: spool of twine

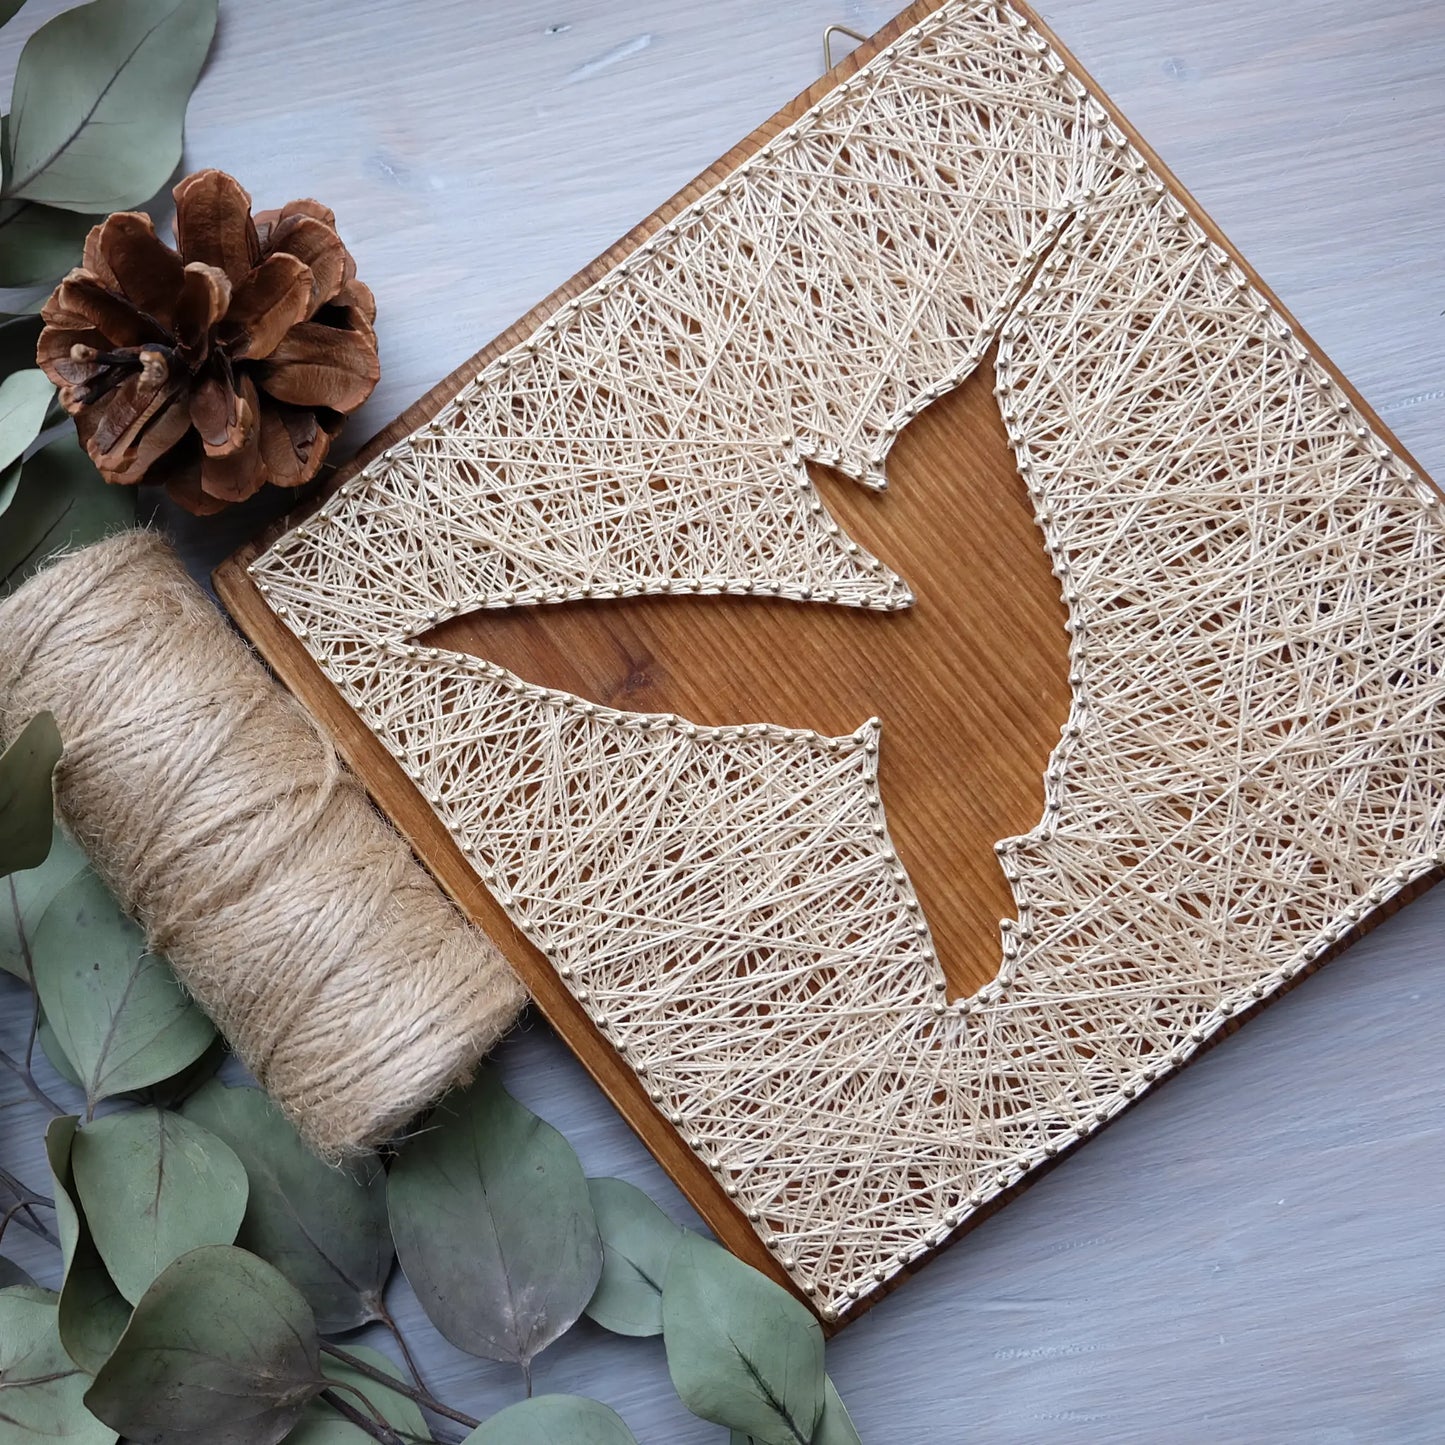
[0,530,526,1156]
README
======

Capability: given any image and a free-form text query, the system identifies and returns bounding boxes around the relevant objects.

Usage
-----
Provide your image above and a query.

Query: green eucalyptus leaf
[730,1380,862,1445]
[5,0,219,212]
[0,1256,35,1287]
[70,1109,248,1304]
[0,1285,117,1444]
[44,1115,131,1373]
[387,1068,602,1371]
[43,1116,81,1260]
[0,710,61,876]
[39,1012,85,1087]
[0,196,97,286]
[181,1080,393,1333]
[0,455,20,514]
[0,431,136,596]
[583,1176,685,1337]
[57,1242,130,1377]
[32,869,216,1109]
[463,1395,638,1445]
[84,1245,323,1445]
[0,824,86,978]
[124,1034,227,1107]
[662,1234,824,1445]
[0,313,42,377]
[0,366,54,471]
[287,1346,428,1445]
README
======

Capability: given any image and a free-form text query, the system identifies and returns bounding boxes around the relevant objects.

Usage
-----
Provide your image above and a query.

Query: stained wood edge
[215,0,1444,1331]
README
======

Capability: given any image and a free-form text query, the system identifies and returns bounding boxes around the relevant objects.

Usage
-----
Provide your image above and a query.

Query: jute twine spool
[0,531,526,1156]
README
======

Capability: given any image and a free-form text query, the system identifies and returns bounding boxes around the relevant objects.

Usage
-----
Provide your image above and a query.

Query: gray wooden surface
[3,1,1443,1441]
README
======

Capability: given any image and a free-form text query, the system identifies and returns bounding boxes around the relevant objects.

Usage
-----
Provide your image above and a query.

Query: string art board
[217,0,1445,1326]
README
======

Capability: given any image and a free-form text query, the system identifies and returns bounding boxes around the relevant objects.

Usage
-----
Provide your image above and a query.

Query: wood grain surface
[2,0,1443,1437]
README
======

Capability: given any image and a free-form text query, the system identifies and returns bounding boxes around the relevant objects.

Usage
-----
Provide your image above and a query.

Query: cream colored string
[248,0,1445,1315]
[0,531,525,1156]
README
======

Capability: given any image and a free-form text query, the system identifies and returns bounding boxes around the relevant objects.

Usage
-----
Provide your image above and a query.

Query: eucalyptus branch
[0,1196,60,1256]
[317,1387,403,1445]
[0,1165,58,1247]
[319,1382,440,1445]
[0,1198,31,1247]
[9,877,42,1082]
[1,879,66,1120]
[373,1296,433,1401]
[0,1046,66,1117]
[319,1342,481,1430]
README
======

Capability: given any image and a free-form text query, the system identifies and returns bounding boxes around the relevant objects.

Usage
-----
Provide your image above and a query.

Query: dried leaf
[0,826,86,979]
[0,314,43,387]
[0,432,136,596]
[288,1346,427,1445]
[71,1109,247,1304]
[0,197,98,287]
[0,1257,36,1288]
[0,711,61,878]
[44,1117,130,1375]
[0,1286,117,1445]
[182,1081,393,1334]
[463,1395,639,1445]
[731,1380,862,1445]
[584,1177,685,1337]
[5,0,218,212]
[387,1068,602,1372]
[84,1246,323,1445]
[0,367,52,481]
[662,1234,824,1445]
[123,1035,227,1108]
[31,869,215,1110]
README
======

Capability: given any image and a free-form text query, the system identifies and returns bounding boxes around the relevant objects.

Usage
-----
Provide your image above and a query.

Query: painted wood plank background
[1,1,1441,1439]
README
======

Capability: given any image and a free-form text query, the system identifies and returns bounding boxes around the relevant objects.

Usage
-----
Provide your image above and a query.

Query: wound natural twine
[0,530,526,1157]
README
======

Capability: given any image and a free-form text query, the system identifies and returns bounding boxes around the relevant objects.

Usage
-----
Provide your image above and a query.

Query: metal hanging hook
[823,23,867,71]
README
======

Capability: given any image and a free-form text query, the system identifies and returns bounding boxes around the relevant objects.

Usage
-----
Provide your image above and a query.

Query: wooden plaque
[218,0,1445,1327]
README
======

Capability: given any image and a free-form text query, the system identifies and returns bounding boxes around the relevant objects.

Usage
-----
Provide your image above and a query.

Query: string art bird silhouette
[248,0,1445,1320]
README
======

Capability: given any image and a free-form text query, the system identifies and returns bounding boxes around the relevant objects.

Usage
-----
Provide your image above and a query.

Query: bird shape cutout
[249,0,1445,1320]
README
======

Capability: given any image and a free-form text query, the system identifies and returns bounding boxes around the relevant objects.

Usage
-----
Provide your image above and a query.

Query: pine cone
[37,170,379,514]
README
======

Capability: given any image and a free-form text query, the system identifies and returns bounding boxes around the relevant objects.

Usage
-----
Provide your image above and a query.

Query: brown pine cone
[37,170,379,514]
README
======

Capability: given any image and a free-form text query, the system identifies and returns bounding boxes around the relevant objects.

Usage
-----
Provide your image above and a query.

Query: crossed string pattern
[249,0,1445,1318]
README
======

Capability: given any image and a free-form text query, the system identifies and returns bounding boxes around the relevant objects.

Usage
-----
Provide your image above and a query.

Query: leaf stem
[0,1198,31,1247]
[10,876,42,1082]
[2,878,67,1121]
[319,1342,481,1430]
[374,1297,434,1402]
[317,1387,403,1445]
[0,1197,58,1254]
[0,1201,57,1251]
[0,1166,57,1247]
[0,1045,66,1117]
